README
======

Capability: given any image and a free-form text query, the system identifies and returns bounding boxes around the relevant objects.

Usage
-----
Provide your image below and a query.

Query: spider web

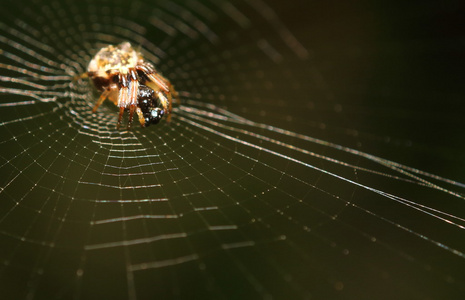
[1,0,464,299]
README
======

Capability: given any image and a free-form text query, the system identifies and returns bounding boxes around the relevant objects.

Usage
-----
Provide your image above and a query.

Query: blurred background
[0,0,464,299]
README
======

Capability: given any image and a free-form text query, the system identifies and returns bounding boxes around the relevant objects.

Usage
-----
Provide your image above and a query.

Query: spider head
[87,42,138,77]
[137,85,165,127]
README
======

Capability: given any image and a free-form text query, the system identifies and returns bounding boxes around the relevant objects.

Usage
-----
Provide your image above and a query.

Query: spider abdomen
[137,85,164,127]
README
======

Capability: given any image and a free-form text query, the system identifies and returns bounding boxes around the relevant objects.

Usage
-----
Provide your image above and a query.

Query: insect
[81,42,178,129]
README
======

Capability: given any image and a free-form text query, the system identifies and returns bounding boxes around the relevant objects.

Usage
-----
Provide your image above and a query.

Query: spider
[80,42,178,129]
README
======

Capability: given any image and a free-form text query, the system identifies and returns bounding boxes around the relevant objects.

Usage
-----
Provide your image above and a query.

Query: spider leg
[136,63,173,122]
[127,69,139,129]
[146,70,180,104]
[92,87,111,113]
[136,107,146,127]
[160,78,180,122]
[117,107,125,129]
[167,92,172,122]
[155,74,180,120]
[73,72,88,82]
[147,66,181,118]
[136,63,168,90]
[155,90,171,122]
[169,83,181,106]
[116,72,130,129]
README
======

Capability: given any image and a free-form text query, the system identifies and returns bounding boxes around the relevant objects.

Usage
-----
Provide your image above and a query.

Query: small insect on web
[78,42,180,129]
